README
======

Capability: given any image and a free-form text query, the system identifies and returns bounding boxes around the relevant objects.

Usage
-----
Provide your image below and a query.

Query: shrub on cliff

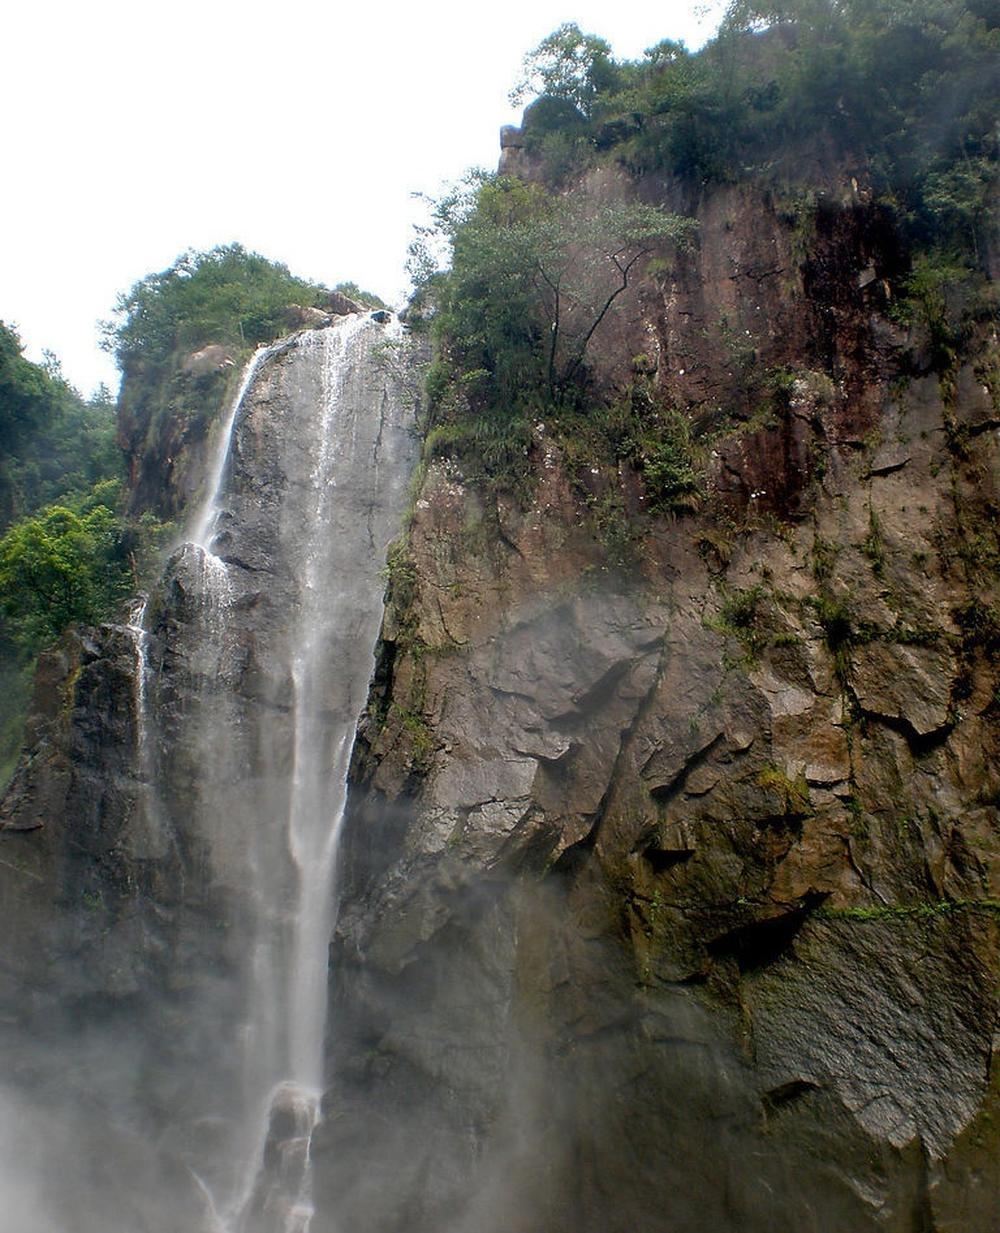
[512,2,998,273]
[424,174,695,405]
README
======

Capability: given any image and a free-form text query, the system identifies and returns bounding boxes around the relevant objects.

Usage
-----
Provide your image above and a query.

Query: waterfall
[124,595,167,859]
[190,338,291,552]
[161,314,417,1233]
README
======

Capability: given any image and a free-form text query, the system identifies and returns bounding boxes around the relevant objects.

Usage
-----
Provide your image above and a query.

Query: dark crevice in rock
[552,658,635,726]
[647,733,727,805]
[964,416,1000,438]
[641,844,695,873]
[549,829,598,880]
[492,810,563,875]
[708,891,828,974]
[857,708,954,754]
[551,639,673,879]
[527,741,579,770]
[215,554,274,575]
[866,456,910,477]
[914,1138,939,1233]
[761,1077,822,1116]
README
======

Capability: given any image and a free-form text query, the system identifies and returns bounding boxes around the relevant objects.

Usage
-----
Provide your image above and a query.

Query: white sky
[1,0,725,395]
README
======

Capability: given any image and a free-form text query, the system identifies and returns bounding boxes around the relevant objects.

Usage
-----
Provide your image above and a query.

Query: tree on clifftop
[432,175,697,410]
[101,244,328,371]
[509,23,619,117]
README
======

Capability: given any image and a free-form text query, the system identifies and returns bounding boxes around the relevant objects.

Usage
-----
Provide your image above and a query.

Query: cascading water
[125,596,161,854]
[153,314,418,1233]
[191,338,291,553]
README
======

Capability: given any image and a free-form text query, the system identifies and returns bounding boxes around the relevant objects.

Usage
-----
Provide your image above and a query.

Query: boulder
[325,290,365,316]
[180,343,236,378]
[499,124,524,150]
[284,304,333,330]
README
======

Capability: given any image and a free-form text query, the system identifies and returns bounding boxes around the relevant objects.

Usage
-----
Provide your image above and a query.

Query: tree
[0,323,49,455]
[101,243,329,371]
[0,486,132,655]
[0,324,122,529]
[439,176,697,407]
[509,23,619,117]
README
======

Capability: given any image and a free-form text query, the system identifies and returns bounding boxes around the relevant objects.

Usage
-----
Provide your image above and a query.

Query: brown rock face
[316,172,1000,1233]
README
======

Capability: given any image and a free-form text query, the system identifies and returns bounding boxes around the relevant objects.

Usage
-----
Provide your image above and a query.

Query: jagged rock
[499,124,523,149]
[852,640,956,737]
[319,176,1000,1232]
[3,135,999,1233]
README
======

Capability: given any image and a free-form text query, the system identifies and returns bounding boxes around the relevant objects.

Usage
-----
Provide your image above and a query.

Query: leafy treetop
[506,0,998,270]
[0,323,120,530]
[510,23,619,117]
[427,174,696,414]
[102,243,329,370]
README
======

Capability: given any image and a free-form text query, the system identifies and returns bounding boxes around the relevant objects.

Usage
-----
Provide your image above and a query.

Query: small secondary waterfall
[124,595,169,859]
[191,337,290,552]
[152,314,418,1233]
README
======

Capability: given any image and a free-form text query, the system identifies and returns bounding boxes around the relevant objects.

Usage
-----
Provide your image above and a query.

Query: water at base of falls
[163,314,417,1233]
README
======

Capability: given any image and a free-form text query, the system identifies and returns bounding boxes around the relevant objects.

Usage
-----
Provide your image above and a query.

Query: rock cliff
[0,124,998,1233]
[316,163,1000,1232]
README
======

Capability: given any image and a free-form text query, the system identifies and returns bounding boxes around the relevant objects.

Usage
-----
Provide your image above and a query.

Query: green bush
[102,243,329,371]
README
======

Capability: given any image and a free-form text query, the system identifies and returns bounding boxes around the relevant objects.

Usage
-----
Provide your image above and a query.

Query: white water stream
[191,338,290,552]
[168,315,414,1233]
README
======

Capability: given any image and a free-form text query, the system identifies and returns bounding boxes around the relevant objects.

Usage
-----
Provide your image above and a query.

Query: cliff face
[0,150,997,1233]
[317,165,1000,1232]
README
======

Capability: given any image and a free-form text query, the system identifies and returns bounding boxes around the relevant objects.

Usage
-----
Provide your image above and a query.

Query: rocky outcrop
[324,289,366,316]
[181,343,238,378]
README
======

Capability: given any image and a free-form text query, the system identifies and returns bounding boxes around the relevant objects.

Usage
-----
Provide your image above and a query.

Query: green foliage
[418,172,697,491]
[714,584,772,657]
[506,3,998,282]
[809,593,857,685]
[102,243,328,371]
[642,410,701,512]
[756,762,812,815]
[891,252,988,371]
[0,325,120,528]
[819,897,1000,921]
[0,322,49,454]
[510,23,619,116]
[0,483,135,656]
[429,174,695,405]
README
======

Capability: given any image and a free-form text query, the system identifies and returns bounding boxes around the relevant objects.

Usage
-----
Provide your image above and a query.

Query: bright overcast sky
[1,0,726,395]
